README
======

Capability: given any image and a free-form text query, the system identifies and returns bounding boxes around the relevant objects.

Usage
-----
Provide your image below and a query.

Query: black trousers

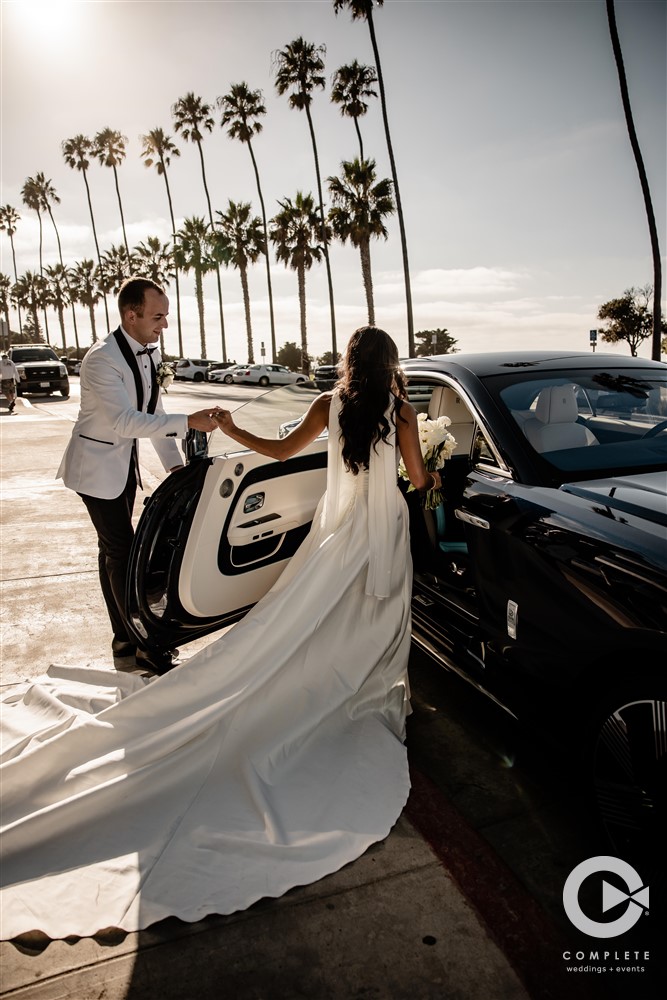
[78,459,138,646]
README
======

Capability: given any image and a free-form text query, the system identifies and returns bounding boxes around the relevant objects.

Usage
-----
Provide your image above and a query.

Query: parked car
[174,358,217,382]
[126,352,667,869]
[233,364,307,387]
[313,364,339,391]
[60,356,83,376]
[206,362,237,382]
[208,364,243,385]
[9,344,69,397]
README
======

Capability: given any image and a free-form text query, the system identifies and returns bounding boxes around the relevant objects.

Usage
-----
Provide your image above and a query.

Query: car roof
[402,351,666,377]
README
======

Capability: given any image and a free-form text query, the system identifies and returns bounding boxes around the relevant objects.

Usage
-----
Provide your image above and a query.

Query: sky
[1,0,665,363]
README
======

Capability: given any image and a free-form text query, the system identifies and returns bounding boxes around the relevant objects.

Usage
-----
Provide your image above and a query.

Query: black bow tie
[137,347,157,356]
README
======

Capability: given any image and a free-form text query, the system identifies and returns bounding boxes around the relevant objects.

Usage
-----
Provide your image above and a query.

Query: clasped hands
[187,407,225,432]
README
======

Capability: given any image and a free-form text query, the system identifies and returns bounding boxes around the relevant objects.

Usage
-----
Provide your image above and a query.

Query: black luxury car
[127,351,667,866]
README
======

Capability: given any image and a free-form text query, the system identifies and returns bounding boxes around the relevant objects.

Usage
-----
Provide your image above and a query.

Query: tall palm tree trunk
[87,303,98,343]
[297,264,309,373]
[56,304,67,350]
[360,240,375,325]
[82,171,110,328]
[354,117,364,161]
[194,267,207,359]
[47,206,80,349]
[607,0,662,360]
[239,263,255,363]
[112,166,130,256]
[8,234,23,335]
[35,212,51,344]
[161,168,184,356]
[247,139,277,362]
[304,105,337,361]
[366,9,414,357]
[196,141,227,361]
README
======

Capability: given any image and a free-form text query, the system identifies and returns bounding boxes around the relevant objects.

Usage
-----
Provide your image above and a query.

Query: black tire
[296,377,306,383]
[588,683,666,873]
[60,391,70,399]
[193,372,205,382]
[224,374,233,384]
[259,376,269,387]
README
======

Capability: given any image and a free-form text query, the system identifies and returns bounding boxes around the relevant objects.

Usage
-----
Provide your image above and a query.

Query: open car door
[126,384,327,652]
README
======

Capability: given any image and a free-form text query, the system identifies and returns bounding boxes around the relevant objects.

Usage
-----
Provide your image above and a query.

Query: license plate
[40,381,50,387]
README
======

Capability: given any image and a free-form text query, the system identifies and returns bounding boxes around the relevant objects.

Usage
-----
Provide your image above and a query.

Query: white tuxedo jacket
[57,329,187,500]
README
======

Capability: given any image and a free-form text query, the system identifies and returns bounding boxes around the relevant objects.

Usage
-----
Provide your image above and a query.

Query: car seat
[523,385,599,453]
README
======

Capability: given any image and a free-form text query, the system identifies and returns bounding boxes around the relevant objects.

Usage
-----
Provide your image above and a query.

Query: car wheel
[194,372,205,382]
[60,391,70,398]
[259,376,269,387]
[296,377,306,383]
[224,374,233,384]
[589,684,666,872]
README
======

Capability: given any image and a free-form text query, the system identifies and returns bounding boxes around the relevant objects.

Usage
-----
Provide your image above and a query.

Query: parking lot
[1,382,663,1000]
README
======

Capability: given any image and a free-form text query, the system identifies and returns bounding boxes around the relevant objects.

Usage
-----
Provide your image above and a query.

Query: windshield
[207,382,321,458]
[494,367,667,478]
[11,348,59,363]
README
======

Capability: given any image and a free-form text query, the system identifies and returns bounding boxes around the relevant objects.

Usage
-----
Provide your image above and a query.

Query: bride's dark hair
[337,325,407,474]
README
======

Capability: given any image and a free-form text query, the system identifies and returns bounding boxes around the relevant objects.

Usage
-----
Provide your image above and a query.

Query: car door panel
[127,439,327,650]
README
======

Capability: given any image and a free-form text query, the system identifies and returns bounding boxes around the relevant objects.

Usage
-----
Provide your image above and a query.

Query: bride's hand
[213,409,236,435]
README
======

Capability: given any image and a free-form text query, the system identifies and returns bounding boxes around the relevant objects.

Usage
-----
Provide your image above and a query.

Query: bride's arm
[395,401,442,492]
[213,392,332,461]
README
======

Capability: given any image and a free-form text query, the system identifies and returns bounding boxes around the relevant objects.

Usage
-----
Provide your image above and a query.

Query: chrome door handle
[455,509,490,530]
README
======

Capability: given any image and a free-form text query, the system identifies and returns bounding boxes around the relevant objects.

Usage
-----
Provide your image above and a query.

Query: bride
[0,326,441,940]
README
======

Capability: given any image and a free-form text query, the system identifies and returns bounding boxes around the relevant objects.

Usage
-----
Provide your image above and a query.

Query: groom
[58,276,220,674]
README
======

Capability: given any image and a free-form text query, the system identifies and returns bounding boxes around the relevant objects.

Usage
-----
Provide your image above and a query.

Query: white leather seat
[428,386,475,455]
[523,384,598,453]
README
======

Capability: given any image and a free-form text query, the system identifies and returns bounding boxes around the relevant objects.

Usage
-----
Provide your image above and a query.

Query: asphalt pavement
[0,390,612,1000]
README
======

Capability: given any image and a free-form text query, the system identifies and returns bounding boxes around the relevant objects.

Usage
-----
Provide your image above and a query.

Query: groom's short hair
[118,277,164,317]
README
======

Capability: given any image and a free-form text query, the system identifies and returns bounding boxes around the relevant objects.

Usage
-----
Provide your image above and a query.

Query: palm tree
[33,172,81,349]
[273,37,337,360]
[172,93,227,360]
[21,176,51,343]
[62,134,110,327]
[70,259,102,343]
[63,264,82,350]
[606,0,662,361]
[330,60,377,160]
[218,83,277,362]
[44,263,71,350]
[328,158,394,325]
[133,236,176,353]
[173,216,217,360]
[333,0,415,356]
[93,128,130,256]
[12,271,46,339]
[0,273,12,346]
[213,201,265,364]
[269,192,328,375]
[140,127,184,356]
[0,205,23,335]
[99,244,134,296]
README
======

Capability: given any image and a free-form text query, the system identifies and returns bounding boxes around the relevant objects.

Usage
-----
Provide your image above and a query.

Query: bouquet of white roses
[156,361,175,392]
[398,413,456,510]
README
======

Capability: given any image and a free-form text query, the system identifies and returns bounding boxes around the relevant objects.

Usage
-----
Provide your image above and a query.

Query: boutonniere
[156,362,175,391]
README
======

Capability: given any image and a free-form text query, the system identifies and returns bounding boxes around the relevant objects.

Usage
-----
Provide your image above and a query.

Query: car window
[207,383,320,458]
[495,369,667,477]
[10,348,60,363]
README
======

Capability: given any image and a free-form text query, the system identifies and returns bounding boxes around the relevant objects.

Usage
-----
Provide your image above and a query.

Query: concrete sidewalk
[0,396,542,1000]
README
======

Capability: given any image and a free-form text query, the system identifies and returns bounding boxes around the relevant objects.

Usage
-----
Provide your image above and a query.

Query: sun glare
[7,0,81,41]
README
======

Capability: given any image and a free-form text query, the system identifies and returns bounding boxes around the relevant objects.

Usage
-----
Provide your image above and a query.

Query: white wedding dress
[0,396,412,940]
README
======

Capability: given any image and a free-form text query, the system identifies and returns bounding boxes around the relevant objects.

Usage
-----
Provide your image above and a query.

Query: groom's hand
[187,407,223,432]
